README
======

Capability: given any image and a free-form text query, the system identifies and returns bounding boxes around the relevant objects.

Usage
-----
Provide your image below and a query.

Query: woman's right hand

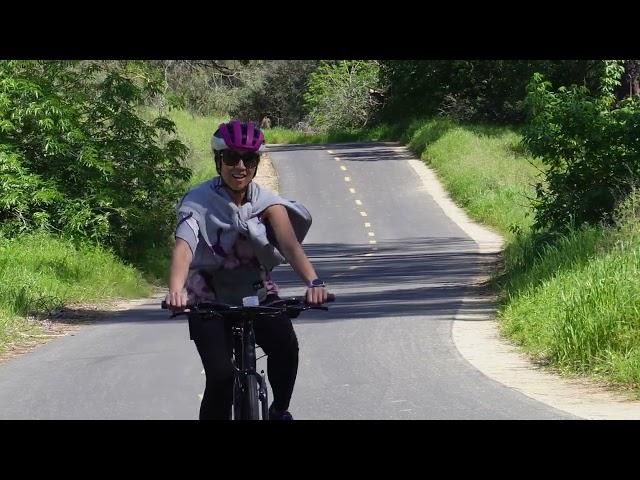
[165,289,189,311]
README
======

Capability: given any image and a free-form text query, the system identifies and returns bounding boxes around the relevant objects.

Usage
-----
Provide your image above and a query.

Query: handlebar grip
[162,300,194,310]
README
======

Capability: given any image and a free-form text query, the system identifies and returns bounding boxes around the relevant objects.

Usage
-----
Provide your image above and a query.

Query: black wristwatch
[308,278,326,288]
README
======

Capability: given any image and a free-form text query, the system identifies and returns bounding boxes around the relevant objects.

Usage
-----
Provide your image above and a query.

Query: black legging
[189,313,299,420]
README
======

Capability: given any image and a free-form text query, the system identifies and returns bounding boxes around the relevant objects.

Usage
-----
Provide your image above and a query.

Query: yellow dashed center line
[327,150,334,154]
[334,157,341,161]
[338,168,374,244]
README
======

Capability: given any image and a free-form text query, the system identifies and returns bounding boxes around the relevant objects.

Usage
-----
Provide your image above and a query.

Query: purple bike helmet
[211,120,266,153]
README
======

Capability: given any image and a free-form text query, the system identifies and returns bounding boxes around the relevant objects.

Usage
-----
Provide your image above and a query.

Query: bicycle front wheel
[242,374,260,420]
[233,374,261,420]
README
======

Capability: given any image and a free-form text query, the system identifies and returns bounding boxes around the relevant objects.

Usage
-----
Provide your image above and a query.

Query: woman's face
[219,150,259,192]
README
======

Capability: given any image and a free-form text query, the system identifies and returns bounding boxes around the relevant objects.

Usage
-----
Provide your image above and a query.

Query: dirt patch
[254,153,279,193]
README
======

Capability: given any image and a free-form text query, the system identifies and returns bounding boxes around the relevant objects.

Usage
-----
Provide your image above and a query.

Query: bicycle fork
[247,327,269,420]
[234,322,269,420]
[256,369,268,420]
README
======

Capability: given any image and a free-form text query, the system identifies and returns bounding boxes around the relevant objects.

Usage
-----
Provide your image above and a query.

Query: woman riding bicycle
[164,120,329,420]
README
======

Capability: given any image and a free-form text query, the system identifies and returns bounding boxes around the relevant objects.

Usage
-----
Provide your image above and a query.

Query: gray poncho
[176,177,312,271]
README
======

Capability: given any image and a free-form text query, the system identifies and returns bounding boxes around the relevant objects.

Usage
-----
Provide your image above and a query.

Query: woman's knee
[194,340,234,381]
[202,361,234,382]
[257,320,299,356]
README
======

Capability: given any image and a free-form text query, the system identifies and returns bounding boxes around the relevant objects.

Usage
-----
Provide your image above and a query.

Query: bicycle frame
[231,316,269,420]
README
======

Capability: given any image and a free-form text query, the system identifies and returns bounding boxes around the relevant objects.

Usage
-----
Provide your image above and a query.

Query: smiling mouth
[231,173,247,180]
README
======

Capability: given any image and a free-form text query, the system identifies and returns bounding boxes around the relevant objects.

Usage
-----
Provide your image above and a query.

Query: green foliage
[154,60,265,117]
[304,60,382,131]
[378,60,600,124]
[522,61,640,232]
[0,60,191,262]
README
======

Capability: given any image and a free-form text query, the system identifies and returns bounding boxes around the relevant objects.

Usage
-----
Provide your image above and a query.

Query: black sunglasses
[220,150,260,169]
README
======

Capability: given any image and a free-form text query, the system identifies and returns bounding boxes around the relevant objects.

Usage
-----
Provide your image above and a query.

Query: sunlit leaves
[523,61,640,232]
[0,60,192,259]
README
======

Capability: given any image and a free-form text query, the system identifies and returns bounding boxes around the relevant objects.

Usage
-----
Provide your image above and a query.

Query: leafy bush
[522,61,640,232]
[378,60,600,124]
[0,60,191,261]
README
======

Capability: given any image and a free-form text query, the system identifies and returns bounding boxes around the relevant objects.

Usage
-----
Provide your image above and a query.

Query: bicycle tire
[233,376,243,420]
[242,374,260,420]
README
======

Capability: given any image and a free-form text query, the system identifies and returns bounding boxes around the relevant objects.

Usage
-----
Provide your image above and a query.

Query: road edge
[402,146,640,420]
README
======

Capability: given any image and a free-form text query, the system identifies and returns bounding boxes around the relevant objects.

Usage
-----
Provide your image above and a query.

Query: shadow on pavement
[60,237,499,327]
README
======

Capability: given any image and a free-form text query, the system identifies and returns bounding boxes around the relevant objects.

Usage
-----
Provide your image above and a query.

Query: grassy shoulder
[268,116,640,393]
[0,232,151,354]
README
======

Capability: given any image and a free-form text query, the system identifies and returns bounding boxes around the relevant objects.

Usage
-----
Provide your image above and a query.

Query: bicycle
[161,294,334,420]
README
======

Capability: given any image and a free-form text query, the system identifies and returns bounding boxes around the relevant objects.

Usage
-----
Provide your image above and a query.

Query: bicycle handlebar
[161,294,335,318]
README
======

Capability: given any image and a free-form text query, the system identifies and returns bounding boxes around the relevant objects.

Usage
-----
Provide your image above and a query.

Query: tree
[304,60,382,131]
[618,60,640,99]
[378,60,602,123]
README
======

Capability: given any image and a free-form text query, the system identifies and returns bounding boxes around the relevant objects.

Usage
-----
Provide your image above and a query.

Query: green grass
[164,109,226,187]
[265,124,403,145]
[494,198,640,391]
[407,120,540,241]
[0,232,151,353]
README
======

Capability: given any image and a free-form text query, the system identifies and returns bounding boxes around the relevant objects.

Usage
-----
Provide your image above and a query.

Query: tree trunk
[618,60,640,99]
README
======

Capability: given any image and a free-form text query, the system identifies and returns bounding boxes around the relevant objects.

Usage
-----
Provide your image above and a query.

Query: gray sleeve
[175,216,199,255]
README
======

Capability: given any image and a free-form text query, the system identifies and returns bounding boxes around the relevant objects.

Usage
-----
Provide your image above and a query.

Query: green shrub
[0,61,191,262]
[304,61,382,131]
[522,61,640,232]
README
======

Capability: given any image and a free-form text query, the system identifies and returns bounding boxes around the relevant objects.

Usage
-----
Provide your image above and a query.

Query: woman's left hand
[306,286,328,305]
